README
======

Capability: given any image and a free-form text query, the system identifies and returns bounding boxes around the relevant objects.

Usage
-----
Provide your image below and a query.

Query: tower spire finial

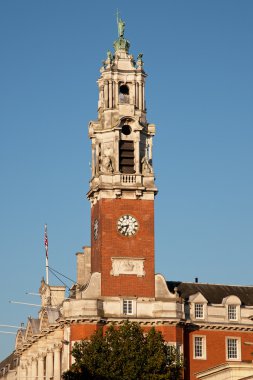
[116,10,125,38]
[114,12,129,53]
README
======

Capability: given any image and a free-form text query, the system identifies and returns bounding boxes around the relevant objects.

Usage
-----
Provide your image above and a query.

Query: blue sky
[0,0,252,359]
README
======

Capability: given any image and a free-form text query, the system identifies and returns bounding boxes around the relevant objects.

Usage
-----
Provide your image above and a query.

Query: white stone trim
[193,335,207,360]
[226,336,241,361]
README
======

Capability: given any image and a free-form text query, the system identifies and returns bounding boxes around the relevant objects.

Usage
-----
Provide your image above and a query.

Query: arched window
[119,84,130,104]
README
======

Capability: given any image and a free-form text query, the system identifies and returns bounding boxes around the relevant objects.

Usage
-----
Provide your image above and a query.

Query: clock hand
[121,224,127,232]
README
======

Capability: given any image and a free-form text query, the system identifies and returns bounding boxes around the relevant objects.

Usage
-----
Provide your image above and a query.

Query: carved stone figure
[107,50,113,62]
[137,53,143,61]
[122,260,134,272]
[141,156,153,174]
[102,155,113,173]
[118,17,125,37]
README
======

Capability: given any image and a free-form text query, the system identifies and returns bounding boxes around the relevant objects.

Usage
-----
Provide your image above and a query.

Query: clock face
[117,215,139,236]
[94,219,99,240]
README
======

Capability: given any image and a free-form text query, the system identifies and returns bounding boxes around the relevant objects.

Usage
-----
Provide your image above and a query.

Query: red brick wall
[185,329,253,380]
[71,323,183,344]
[71,323,101,341]
[91,198,155,297]
[155,325,184,344]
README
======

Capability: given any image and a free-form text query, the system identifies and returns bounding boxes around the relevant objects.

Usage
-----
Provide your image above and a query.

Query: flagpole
[44,224,49,285]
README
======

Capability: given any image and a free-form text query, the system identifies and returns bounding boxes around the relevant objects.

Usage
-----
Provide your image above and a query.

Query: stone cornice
[59,316,183,326]
[185,321,253,332]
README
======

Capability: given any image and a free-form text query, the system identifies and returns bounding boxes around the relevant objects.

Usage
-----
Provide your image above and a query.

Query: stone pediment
[189,292,207,304]
[15,329,25,350]
[222,294,241,305]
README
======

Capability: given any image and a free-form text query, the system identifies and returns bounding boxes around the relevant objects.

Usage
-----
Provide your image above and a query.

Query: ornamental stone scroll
[110,257,145,277]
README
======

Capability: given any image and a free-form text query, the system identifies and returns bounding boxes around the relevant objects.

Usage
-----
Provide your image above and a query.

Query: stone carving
[107,50,113,62]
[137,53,144,68]
[100,146,114,173]
[117,16,125,37]
[101,155,113,173]
[141,156,153,174]
[110,257,145,277]
[137,53,143,62]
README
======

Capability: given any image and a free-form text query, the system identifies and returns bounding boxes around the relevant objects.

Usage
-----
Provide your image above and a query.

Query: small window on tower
[122,125,131,136]
[119,84,129,104]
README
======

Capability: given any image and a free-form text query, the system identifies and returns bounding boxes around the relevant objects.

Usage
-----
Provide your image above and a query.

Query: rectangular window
[227,338,240,360]
[194,336,206,359]
[195,303,204,319]
[228,305,237,320]
[123,300,133,315]
[119,141,135,174]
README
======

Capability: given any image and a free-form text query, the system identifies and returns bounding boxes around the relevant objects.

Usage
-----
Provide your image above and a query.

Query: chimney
[76,246,91,285]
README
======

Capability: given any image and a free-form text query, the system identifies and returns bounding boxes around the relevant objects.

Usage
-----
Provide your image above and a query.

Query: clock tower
[87,17,157,298]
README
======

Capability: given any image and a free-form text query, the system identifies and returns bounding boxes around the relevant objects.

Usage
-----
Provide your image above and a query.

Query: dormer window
[195,303,204,319]
[222,295,241,322]
[119,84,129,104]
[189,292,207,320]
[228,305,237,321]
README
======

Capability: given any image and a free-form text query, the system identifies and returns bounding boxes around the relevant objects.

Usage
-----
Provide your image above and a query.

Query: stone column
[114,134,119,173]
[18,361,27,380]
[99,85,104,108]
[53,345,61,380]
[46,349,53,380]
[148,137,153,162]
[142,82,145,111]
[91,141,96,177]
[31,357,37,380]
[27,361,32,380]
[109,80,112,109]
[136,82,139,108]
[138,81,142,110]
[104,81,109,108]
[37,354,44,380]
[134,137,140,175]
[96,142,100,174]
[114,81,119,108]
[132,81,135,107]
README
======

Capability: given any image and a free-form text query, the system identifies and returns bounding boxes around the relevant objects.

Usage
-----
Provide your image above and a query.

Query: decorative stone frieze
[110,257,145,277]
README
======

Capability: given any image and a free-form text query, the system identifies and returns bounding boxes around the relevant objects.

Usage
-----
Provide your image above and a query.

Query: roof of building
[0,352,18,376]
[28,318,40,334]
[167,281,253,306]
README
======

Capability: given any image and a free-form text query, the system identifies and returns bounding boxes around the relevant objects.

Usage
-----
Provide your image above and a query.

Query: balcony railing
[121,174,136,184]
